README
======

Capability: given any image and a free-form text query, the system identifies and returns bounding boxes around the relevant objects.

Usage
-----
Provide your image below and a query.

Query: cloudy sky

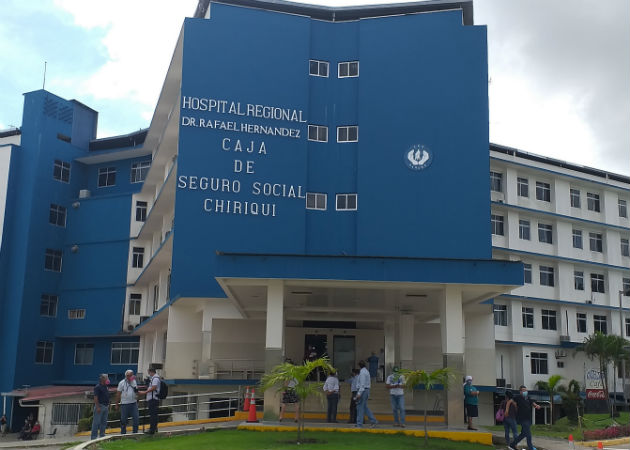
[0,0,627,175]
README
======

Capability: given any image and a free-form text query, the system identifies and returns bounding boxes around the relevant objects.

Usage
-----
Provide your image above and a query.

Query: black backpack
[158,379,168,400]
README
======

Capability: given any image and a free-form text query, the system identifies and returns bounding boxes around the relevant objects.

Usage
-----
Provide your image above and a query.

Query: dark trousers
[504,417,518,446]
[147,399,159,433]
[512,419,533,449]
[326,393,339,422]
[349,391,357,423]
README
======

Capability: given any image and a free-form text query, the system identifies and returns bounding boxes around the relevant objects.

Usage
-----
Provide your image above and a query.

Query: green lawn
[99,429,493,450]
[485,412,630,440]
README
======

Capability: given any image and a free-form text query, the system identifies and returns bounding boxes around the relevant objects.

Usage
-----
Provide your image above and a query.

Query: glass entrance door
[333,335,355,381]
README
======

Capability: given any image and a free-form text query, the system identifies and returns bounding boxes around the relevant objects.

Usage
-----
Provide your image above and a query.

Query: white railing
[196,359,265,380]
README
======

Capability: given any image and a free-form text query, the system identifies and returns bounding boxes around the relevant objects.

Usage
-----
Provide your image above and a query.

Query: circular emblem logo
[404,144,433,170]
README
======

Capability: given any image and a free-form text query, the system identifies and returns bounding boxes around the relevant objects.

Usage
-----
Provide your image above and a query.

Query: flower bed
[583,424,630,441]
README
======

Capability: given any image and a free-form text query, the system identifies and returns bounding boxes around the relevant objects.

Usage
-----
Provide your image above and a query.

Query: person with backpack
[498,391,518,449]
[141,368,161,435]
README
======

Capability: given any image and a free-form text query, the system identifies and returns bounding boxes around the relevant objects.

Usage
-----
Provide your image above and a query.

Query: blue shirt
[94,383,110,406]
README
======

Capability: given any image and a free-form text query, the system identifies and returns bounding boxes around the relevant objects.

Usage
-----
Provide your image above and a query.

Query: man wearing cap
[91,374,110,440]
[463,375,479,430]
[114,370,139,434]
[386,367,405,427]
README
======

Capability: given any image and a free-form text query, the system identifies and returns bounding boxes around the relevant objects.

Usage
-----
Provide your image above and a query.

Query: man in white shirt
[355,360,378,428]
[141,368,160,435]
[386,367,405,427]
[323,369,340,423]
[114,370,139,434]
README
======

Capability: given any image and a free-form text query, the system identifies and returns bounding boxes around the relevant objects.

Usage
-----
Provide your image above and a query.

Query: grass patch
[99,429,493,450]
[61,442,83,450]
[485,412,630,440]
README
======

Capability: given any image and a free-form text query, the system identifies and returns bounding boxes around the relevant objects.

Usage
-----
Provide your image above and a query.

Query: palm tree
[605,335,630,417]
[535,374,563,424]
[557,379,583,425]
[259,357,333,444]
[575,332,613,413]
[401,367,455,446]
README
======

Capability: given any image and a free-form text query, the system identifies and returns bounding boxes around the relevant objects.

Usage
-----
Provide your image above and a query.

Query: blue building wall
[0,91,142,394]
[172,4,491,299]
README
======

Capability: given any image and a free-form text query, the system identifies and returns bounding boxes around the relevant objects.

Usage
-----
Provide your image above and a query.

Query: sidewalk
[484,428,593,450]
[0,432,89,449]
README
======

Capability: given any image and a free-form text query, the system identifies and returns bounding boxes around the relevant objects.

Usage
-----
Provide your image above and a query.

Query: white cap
[465,375,473,382]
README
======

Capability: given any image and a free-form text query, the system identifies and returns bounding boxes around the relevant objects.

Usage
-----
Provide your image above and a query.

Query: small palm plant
[535,374,563,424]
[401,367,455,446]
[260,357,333,444]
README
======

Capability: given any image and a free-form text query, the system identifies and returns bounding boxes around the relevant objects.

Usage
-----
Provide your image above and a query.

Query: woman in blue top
[463,375,479,430]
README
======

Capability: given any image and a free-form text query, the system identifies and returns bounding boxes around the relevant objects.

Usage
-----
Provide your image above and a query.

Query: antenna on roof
[42,61,47,90]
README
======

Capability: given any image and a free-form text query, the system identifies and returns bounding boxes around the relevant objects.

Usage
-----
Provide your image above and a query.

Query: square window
[570,189,581,208]
[574,271,584,290]
[309,59,329,77]
[577,313,587,333]
[338,61,359,78]
[587,193,601,212]
[522,307,534,328]
[594,315,607,334]
[111,342,139,365]
[35,341,54,364]
[572,229,583,249]
[44,249,62,272]
[306,192,327,211]
[540,265,555,287]
[493,304,508,326]
[98,167,116,188]
[490,172,503,193]
[136,201,148,222]
[589,233,603,252]
[517,177,529,197]
[542,309,557,330]
[336,193,357,211]
[623,278,630,296]
[129,294,142,316]
[74,343,94,365]
[591,273,605,293]
[308,125,328,142]
[491,214,504,236]
[519,220,530,240]
[40,294,58,317]
[53,160,70,183]
[131,161,151,183]
[538,223,553,244]
[621,238,629,257]
[337,126,358,143]
[523,263,532,284]
[531,352,548,374]
[49,204,67,227]
[619,199,628,218]
[132,247,144,268]
[536,182,551,202]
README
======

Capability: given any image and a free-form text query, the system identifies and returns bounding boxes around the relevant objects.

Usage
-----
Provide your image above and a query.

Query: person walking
[323,369,340,423]
[511,385,541,450]
[91,374,110,440]
[355,360,377,428]
[114,370,140,434]
[463,375,479,430]
[141,368,160,435]
[386,366,405,427]
[501,391,518,450]
[279,377,299,422]
[347,368,359,423]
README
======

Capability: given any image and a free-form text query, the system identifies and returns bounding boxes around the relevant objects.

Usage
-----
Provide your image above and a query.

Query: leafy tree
[606,335,630,416]
[575,332,613,413]
[401,367,455,446]
[535,374,563,424]
[557,379,583,424]
[260,357,333,444]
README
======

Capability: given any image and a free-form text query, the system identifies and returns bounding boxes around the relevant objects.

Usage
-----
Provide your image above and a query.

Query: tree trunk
[424,390,429,446]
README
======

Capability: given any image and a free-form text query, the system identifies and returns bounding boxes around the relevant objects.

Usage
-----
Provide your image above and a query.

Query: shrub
[583,424,630,441]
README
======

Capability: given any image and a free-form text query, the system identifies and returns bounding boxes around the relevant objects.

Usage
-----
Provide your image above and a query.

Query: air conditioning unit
[586,300,593,304]
[140,315,150,323]
[79,189,91,198]
[127,324,135,331]
[560,335,571,342]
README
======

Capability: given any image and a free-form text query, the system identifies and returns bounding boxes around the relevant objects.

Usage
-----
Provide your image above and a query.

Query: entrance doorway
[333,335,355,381]
[304,334,327,381]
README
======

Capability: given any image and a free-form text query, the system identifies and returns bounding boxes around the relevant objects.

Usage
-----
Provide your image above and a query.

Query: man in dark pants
[141,368,160,435]
[511,385,541,450]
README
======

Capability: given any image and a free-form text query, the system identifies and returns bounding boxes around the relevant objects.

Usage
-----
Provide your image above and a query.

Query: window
[306,192,327,210]
[577,313,587,333]
[540,266,555,287]
[491,215,504,236]
[97,167,116,187]
[490,172,503,192]
[130,161,150,183]
[111,342,139,365]
[309,59,329,77]
[129,294,142,315]
[557,361,565,368]
[338,61,359,78]
[337,126,358,143]
[587,193,600,212]
[336,193,357,211]
[594,315,607,334]
[589,232,603,252]
[519,220,530,240]
[44,249,62,272]
[68,309,86,319]
[40,294,58,317]
[153,284,159,312]
[531,352,548,374]
[626,318,630,337]
[49,204,67,227]
[135,201,148,222]
[536,182,550,202]
[572,229,583,249]
[74,343,94,365]
[542,309,557,330]
[619,199,628,218]
[574,271,584,290]
[493,304,508,326]
[53,160,70,183]
[35,340,54,364]
[308,125,328,142]
[624,278,630,296]
[591,273,605,293]
[517,177,529,197]
[522,307,534,328]
[621,238,629,257]
[523,263,532,284]
[538,223,553,244]
[132,247,144,268]
[51,403,83,425]
[570,188,581,208]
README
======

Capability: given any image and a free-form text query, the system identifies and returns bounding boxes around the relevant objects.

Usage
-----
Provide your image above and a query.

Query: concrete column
[164,305,202,379]
[440,286,464,428]
[384,319,396,374]
[399,314,415,369]
[264,280,284,420]
[201,308,213,361]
